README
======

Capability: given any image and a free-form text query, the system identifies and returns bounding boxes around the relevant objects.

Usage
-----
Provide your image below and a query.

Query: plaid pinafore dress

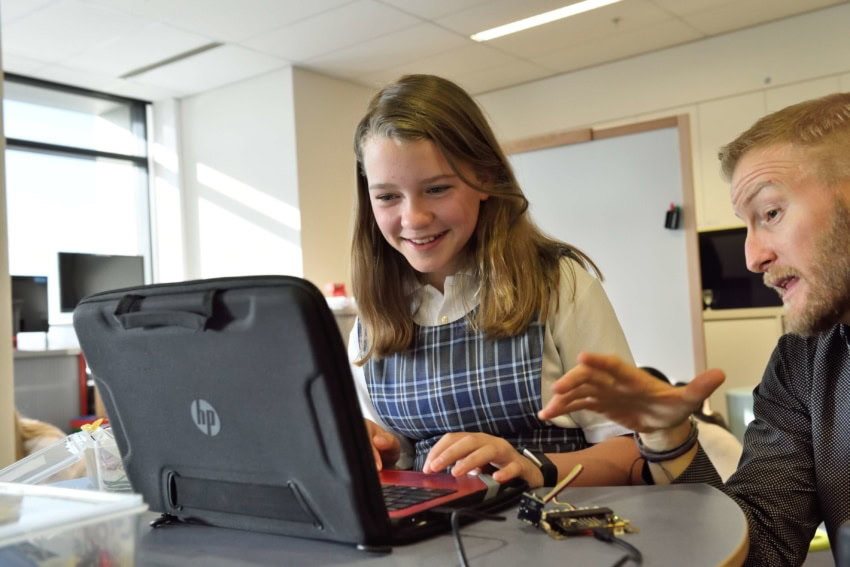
[363,315,588,471]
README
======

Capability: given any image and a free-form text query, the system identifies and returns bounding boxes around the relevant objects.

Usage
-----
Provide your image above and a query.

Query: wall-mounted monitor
[59,252,145,312]
[11,275,49,333]
[698,228,782,310]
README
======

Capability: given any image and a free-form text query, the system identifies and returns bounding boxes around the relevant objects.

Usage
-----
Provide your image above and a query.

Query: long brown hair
[352,74,600,362]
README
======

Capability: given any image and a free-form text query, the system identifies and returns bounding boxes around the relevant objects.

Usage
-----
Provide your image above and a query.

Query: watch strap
[518,446,558,487]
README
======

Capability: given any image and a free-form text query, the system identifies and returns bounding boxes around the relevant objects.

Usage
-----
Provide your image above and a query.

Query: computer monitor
[11,275,49,333]
[58,252,145,312]
[698,228,781,310]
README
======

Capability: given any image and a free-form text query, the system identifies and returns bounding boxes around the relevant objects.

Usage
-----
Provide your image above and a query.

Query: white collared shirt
[349,257,634,465]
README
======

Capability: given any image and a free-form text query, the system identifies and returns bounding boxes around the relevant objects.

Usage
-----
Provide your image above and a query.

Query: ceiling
[1,0,845,102]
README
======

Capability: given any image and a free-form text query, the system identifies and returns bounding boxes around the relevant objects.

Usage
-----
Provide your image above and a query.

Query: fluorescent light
[470,0,624,42]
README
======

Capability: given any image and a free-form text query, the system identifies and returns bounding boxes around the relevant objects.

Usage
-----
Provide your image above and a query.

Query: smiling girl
[348,74,640,488]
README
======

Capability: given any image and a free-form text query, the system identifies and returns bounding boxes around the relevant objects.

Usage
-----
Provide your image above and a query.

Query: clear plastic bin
[0,482,147,565]
[0,424,130,491]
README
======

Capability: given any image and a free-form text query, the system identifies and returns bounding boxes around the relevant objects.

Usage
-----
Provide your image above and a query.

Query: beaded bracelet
[634,416,699,463]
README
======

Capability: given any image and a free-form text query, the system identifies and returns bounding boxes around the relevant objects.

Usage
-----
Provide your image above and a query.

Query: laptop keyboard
[381,484,455,511]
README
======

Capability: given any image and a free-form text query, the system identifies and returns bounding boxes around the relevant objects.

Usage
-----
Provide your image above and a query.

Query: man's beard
[769,198,850,336]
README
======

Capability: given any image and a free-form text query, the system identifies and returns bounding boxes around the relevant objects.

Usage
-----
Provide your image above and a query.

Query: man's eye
[765,209,779,221]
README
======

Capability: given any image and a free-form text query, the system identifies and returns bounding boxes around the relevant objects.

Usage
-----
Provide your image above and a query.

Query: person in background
[14,410,67,459]
[348,74,640,489]
[539,92,850,566]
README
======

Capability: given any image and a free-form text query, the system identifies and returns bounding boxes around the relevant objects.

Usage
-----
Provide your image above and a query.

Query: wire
[592,528,643,565]
[449,508,506,567]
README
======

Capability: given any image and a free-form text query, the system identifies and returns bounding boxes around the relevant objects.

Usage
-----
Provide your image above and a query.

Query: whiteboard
[510,126,697,382]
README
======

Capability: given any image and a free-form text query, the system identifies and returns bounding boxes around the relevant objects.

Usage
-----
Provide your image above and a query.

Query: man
[539,92,850,567]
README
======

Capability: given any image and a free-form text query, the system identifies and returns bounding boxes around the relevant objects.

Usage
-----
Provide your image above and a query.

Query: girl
[348,74,639,488]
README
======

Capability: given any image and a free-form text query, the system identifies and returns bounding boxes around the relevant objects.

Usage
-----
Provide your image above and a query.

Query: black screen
[59,252,145,312]
[698,228,781,310]
[11,275,49,333]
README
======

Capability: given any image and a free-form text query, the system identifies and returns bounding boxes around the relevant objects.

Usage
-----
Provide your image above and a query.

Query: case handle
[113,290,215,330]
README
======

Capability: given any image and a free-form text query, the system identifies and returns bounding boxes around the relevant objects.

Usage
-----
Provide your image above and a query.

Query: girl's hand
[538,352,725,433]
[422,432,544,487]
[364,419,400,471]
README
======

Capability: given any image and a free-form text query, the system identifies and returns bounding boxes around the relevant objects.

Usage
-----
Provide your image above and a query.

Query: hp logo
[191,399,220,436]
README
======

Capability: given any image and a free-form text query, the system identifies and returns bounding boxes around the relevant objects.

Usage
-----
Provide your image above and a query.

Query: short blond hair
[719,92,850,184]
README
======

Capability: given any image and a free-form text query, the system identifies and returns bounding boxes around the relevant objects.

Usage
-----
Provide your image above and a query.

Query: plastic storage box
[0,482,147,565]
[0,424,130,491]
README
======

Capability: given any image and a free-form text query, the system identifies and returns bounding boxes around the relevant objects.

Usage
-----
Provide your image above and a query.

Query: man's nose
[745,231,775,273]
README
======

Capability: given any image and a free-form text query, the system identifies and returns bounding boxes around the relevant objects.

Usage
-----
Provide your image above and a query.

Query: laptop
[72,275,526,548]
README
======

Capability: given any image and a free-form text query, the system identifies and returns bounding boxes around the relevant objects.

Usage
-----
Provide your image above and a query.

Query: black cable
[593,528,643,566]
[449,508,506,567]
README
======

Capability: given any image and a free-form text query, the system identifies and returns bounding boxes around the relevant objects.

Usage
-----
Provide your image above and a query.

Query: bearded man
[539,92,850,567]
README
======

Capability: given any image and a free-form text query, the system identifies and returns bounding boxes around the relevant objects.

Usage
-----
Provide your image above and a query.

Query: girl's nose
[401,198,432,229]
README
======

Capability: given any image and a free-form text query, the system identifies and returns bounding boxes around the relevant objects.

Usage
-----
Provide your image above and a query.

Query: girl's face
[362,136,489,293]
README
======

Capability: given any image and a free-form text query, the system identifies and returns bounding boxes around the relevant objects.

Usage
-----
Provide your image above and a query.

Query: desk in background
[14,348,85,432]
[136,484,748,566]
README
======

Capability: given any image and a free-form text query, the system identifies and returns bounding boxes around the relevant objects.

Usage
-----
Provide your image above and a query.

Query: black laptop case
[74,276,526,548]
[74,276,398,546]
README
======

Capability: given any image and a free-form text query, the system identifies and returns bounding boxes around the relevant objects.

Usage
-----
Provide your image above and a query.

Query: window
[3,74,151,341]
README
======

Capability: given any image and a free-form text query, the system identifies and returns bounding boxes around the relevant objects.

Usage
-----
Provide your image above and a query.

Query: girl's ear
[475,173,491,201]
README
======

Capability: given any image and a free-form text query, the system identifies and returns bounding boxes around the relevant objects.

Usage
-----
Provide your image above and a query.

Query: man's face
[730,143,850,335]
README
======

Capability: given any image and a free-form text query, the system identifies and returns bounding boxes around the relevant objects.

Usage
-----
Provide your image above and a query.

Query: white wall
[171,66,374,292]
[150,98,186,284]
[179,67,302,279]
[511,126,698,379]
[292,68,374,294]
[477,3,850,230]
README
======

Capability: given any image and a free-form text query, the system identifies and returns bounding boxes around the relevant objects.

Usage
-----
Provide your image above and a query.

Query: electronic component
[517,464,636,540]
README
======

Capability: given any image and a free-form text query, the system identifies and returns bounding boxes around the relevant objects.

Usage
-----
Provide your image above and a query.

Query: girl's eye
[374,194,397,202]
[426,185,450,194]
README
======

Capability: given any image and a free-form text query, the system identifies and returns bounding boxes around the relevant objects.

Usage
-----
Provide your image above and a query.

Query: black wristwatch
[518,446,558,487]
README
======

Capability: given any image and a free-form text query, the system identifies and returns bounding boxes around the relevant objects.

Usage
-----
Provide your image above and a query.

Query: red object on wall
[323,282,347,297]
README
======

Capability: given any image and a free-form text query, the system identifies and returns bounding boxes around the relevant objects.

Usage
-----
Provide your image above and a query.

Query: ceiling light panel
[471,0,625,41]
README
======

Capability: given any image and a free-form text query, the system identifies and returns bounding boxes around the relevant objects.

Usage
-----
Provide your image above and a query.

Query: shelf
[702,307,783,321]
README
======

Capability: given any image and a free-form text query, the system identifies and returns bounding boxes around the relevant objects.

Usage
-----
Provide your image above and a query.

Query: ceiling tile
[457,59,555,95]
[679,0,844,35]
[80,0,352,42]
[436,0,585,35]
[1,53,49,76]
[531,17,703,73]
[69,22,213,77]
[485,0,674,59]
[2,0,845,103]
[0,0,57,24]
[127,45,289,96]
[304,22,469,78]
[29,63,180,100]
[378,0,491,19]
[103,78,183,101]
[647,0,737,16]
[3,0,146,63]
[244,0,420,61]
[360,43,525,88]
